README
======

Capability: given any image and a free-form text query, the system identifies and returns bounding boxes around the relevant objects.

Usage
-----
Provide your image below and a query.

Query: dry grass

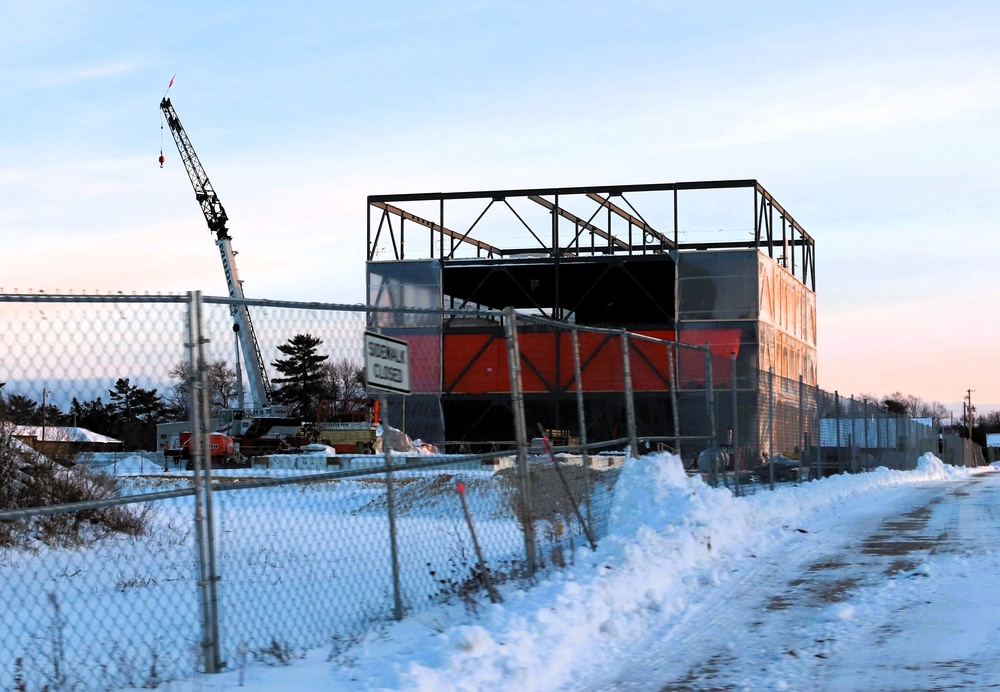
[0,427,151,548]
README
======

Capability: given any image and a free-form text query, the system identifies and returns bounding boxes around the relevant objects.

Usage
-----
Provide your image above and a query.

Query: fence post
[835,391,842,474]
[875,402,882,467]
[768,367,775,490]
[503,306,536,575]
[849,395,856,472]
[384,421,404,621]
[704,345,716,448]
[731,352,740,496]
[667,343,681,458]
[620,330,639,458]
[863,397,870,472]
[186,290,222,675]
[570,328,593,533]
[702,346,717,486]
[798,375,804,479]
[808,430,816,480]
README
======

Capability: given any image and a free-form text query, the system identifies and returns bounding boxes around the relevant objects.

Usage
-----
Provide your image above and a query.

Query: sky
[1,1,998,411]
[184,453,998,691]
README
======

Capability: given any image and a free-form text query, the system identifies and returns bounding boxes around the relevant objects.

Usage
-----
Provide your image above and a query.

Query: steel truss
[367,179,815,291]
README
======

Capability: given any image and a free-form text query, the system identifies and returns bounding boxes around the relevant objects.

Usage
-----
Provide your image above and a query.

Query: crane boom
[159,97,273,410]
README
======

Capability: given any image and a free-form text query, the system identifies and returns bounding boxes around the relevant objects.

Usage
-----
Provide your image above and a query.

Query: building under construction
[366,179,816,458]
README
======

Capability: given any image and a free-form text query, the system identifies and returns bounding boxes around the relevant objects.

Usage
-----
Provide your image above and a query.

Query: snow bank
[389,452,977,691]
[152,451,983,691]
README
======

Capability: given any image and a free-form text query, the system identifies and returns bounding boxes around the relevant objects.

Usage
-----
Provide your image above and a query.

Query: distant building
[7,425,124,459]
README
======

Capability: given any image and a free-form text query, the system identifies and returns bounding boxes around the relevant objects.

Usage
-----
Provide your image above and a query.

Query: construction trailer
[366,180,817,459]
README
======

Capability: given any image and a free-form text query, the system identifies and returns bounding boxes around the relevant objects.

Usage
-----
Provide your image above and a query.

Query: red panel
[443,327,743,394]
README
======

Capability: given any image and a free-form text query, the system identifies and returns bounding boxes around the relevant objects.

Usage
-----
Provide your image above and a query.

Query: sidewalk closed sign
[364,331,411,394]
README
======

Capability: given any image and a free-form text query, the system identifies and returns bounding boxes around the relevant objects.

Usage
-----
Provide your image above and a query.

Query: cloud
[27,61,140,88]
[654,67,1000,155]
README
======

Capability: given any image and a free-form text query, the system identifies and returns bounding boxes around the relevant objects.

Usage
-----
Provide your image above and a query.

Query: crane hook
[159,150,165,168]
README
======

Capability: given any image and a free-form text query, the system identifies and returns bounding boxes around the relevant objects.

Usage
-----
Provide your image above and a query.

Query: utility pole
[965,389,976,441]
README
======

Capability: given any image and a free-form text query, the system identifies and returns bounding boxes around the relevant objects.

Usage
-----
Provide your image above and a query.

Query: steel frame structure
[367,179,816,446]
[367,179,815,291]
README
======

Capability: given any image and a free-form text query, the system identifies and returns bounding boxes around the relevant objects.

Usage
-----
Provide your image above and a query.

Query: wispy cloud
[34,61,140,87]
[655,66,1000,154]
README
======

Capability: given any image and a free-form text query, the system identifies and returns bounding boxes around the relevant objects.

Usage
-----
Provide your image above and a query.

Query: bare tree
[167,360,239,419]
[321,358,366,400]
[881,391,950,424]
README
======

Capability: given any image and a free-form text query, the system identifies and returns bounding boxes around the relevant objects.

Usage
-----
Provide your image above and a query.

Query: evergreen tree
[271,334,329,420]
[108,378,167,450]
[4,394,38,425]
[68,396,116,435]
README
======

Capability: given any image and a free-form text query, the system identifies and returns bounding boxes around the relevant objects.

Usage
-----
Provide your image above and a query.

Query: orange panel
[444,327,743,394]
[444,333,509,394]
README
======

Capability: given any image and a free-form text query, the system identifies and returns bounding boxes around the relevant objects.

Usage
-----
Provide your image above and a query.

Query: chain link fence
[0,291,985,689]
[712,362,984,494]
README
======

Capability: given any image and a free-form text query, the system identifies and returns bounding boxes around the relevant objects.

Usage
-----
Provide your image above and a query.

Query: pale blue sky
[1,1,998,411]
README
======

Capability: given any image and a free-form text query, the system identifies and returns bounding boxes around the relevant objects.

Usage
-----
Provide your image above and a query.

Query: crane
[159,97,273,415]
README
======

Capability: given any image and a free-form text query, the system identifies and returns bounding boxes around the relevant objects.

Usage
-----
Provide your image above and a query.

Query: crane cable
[159,74,175,168]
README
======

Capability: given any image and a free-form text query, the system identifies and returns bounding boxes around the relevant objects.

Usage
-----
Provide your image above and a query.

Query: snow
[7,450,998,690]
[127,451,995,691]
[7,424,121,444]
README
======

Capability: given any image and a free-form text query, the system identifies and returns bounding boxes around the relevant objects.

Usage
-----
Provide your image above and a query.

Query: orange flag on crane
[167,74,175,90]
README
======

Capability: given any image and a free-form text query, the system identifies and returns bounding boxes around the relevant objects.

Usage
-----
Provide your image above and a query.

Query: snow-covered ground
[7,451,997,690]
[106,451,998,691]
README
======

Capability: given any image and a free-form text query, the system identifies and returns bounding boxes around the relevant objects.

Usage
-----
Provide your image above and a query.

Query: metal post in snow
[621,330,639,458]
[198,324,222,673]
[876,403,882,466]
[850,394,856,472]
[503,306,536,575]
[704,344,716,449]
[808,430,815,481]
[732,352,740,496]
[768,367,775,491]
[384,392,404,620]
[835,391,843,474]
[864,397,870,472]
[570,328,593,534]
[187,291,221,675]
[371,323,405,617]
[456,481,502,603]
[798,375,804,480]
[667,343,681,458]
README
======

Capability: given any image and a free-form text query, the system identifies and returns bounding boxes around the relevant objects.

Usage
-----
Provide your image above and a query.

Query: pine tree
[68,397,116,435]
[108,378,166,449]
[271,334,329,420]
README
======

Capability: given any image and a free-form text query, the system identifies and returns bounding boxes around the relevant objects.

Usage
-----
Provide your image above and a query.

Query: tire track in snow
[573,478,984,691]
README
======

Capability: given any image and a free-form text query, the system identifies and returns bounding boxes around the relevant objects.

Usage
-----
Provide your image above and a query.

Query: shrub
[0,426,151,548]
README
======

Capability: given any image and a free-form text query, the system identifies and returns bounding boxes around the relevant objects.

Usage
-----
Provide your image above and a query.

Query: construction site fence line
[0,291,506,319]
[0,451,509,522]
[0,434,653,524]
